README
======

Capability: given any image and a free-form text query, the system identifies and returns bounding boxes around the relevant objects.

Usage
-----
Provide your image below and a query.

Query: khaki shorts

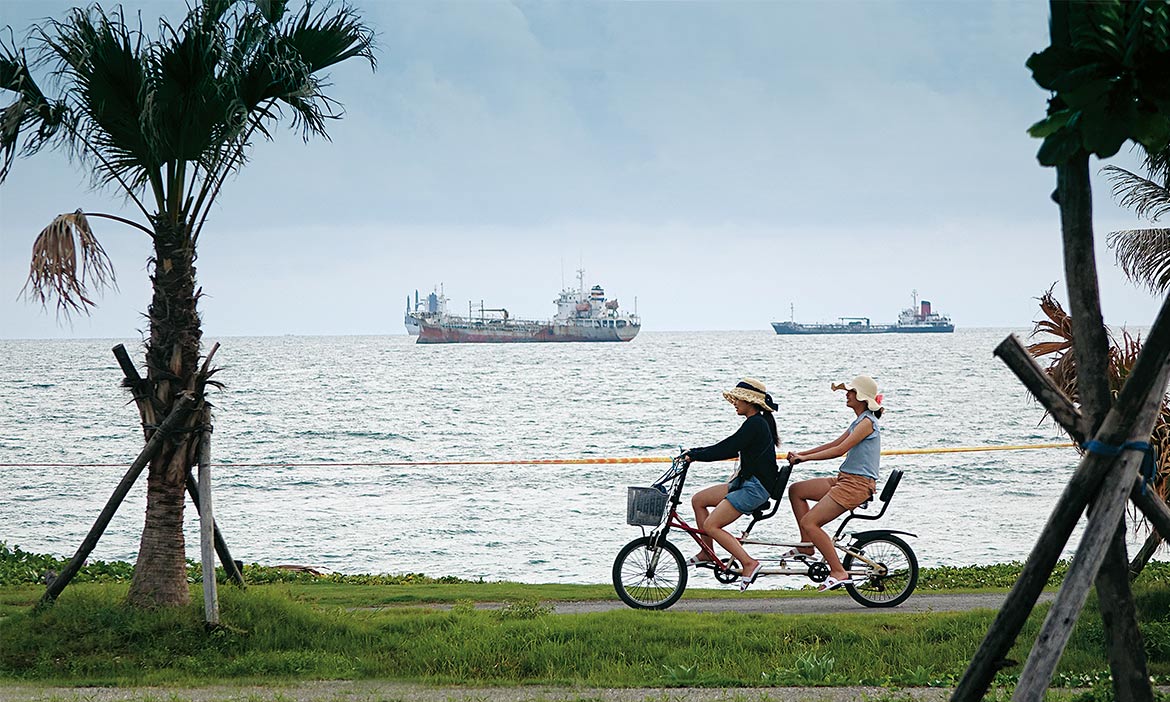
[827,472,876,510]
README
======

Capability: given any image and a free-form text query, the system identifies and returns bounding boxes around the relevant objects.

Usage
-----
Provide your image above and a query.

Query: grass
[3,544,1170,694]
[0,579,1169,689]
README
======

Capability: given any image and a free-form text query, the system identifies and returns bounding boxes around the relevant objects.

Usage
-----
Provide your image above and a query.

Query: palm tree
[1103,150,1170,293]
[0,0,374,607]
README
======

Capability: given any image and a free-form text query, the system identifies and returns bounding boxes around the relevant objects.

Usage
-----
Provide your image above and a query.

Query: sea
[0,329,1154,588]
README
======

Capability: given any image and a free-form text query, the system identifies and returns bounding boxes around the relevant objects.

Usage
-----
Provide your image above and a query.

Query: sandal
[818,575,853,592]
[739,562,764,591]
[778,547,816,560]
[686,555,714,567]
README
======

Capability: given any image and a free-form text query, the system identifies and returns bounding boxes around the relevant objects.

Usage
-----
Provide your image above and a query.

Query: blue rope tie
[1083,440,1159,495]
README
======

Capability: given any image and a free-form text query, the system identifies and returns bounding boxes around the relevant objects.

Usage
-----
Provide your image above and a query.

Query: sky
[0,0,1165,339]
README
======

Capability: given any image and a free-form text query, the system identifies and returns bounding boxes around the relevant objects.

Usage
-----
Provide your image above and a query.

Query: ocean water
[0,329,1148,587]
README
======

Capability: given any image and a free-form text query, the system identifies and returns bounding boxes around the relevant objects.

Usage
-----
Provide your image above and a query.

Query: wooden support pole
[40,395,195,605]
[1094,519,1153,702]
[1132,486,1170,542]
[953,295,1170,701]
[997,332,1170,546]
[994,335,1085,440]
[113,343,245,588]
[996,331,1159,701]
[185,473,245,587]
[112,344,155,439]
[1012,368,1168,702]
[197,408,219,625]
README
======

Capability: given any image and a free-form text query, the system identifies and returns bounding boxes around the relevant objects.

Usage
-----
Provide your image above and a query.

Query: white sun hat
[832,375,883,411]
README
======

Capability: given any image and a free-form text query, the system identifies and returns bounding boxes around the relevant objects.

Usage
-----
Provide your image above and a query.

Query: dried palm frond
[1029,292,1170,506]
[1028,288,1079,403]
[21,209,117,315]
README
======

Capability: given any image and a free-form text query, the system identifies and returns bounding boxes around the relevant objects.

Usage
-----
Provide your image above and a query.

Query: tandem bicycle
[611,454,918,610]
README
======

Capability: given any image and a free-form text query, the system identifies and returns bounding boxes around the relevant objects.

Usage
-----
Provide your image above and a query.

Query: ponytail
[873,407,885,420]
[764,411,779,447]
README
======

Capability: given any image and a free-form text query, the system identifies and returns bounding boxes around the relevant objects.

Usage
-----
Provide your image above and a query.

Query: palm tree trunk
[127,220,203,607]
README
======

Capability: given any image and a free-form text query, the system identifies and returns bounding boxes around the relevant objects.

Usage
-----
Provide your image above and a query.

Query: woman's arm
[798,430,851,456]
[685,418,758,463]
[788,418,872,465]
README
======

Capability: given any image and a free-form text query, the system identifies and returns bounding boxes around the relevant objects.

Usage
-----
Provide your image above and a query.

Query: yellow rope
[0,443,1077,468]
[882,443,1075,456]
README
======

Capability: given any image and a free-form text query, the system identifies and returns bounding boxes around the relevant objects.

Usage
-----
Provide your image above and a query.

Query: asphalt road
[550,591,1056,614]
[0,682,957,702]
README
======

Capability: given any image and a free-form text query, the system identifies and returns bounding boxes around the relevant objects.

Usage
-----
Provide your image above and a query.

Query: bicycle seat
[746,463,792,524]
[834,469,904,537]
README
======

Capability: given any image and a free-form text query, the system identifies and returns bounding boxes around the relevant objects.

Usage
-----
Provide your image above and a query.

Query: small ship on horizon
[771,292,954,335]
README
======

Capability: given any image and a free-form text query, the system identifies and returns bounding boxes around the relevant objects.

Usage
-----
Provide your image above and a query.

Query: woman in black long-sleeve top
[682,377,780,591]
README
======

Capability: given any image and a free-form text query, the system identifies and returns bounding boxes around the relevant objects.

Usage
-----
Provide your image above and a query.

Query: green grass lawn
[1,579,1168,691]
[3,546,1170,693]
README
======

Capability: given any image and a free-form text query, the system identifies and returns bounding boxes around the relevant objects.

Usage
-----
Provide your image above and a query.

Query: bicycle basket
[626,486,668,526]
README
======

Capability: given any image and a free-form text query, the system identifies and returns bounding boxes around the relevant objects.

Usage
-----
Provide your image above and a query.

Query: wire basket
[626,486,668,526]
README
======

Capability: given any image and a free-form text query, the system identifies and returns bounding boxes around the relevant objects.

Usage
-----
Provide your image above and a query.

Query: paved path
[0,682,960,702]
[485,591,1055,615]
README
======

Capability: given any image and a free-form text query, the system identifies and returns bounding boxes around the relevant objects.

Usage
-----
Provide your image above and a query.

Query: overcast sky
[0,0,1164,339]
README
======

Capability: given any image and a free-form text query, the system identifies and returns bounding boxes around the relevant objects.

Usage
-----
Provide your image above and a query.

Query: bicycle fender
[850,528,918,541]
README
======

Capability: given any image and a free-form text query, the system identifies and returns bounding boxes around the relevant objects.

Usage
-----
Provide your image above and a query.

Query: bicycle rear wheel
[842,534,918,608]
[612,536,688,610]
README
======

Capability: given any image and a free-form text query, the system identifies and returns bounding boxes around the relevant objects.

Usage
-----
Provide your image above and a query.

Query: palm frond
[35,5,159,196]
[1139,145,1170,187]
[0,38,67,181]
[1028,289,1079,404]
[1106,228,1170,294]
[1103,165,1170,221]
[263,1,376,141]
[21,209,117,315]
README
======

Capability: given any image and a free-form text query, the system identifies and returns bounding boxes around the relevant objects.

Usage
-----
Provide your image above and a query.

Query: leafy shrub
[0,543,133,586]
[0,542,472,587]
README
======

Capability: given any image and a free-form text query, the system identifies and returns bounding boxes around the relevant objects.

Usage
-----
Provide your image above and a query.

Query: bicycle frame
[643,456,911,583]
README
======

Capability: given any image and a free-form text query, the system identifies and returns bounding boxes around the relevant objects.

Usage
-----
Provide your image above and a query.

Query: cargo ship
[772,292,954,335]
[414,270,640,343]
[404,287,449,336]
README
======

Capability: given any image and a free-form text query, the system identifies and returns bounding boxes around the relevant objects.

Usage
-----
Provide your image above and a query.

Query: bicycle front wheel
[842,534,918,608]
[612,536,688,610]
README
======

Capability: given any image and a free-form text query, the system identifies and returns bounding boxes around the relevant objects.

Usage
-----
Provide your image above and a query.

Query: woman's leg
[787,477,833,555]
[703,500,757,574]
[798,496,850,580]
[690,483,728,559]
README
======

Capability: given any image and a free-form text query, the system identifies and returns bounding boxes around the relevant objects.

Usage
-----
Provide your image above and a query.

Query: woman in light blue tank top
[784,375,884,592]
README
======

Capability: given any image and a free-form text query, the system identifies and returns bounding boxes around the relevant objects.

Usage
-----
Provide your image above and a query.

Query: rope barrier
[0,442,1077,468]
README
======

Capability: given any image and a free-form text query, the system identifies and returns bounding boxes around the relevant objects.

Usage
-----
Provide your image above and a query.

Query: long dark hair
[872,407,885,420]
[763,411,779,447]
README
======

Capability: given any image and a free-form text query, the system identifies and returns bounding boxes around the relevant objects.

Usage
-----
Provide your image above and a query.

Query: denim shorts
[726,475,770,513]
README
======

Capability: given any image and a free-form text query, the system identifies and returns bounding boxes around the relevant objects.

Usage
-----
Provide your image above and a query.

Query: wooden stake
[185,473,245,587]
[953,295,1170,701]
[1095,521,1153,702]
[197,407,219,625]
[40,395,194,605]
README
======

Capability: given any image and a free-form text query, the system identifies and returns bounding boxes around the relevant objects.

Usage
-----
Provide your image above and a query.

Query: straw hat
[723,378,778,412]
[832,375,883,411]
